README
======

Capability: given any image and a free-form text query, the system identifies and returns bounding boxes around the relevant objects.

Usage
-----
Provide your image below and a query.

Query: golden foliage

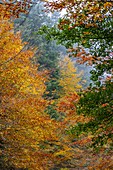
[0,18,58,170]
[58,56,82,96]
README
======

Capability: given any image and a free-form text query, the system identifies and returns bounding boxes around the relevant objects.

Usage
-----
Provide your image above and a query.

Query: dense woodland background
[0,0,113,170]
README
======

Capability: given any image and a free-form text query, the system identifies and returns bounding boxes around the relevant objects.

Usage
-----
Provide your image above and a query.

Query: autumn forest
[0,0,113,170]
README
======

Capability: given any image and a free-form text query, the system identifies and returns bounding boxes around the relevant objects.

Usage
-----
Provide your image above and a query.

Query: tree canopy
[42,0,113,148]
[0,0,113,169]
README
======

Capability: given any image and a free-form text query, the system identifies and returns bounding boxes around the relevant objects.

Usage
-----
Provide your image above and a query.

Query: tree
[0,7,80,169]
[43,0,113,77]
[14,2,62,72]
[14,2,64,101]
[43,0,113,148]
[45,56,82,120]
[14,3,67,121]
[0,17,60,170]
[58,56,81,96]
[1,1,113,169]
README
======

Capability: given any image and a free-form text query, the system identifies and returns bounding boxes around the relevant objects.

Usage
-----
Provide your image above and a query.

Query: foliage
[42,0,113,77]
[0,17,59,169]
[69,81,113,149]
[44,69,62,100]
[1,1,113,169]
[58,56,82,96]
[0,4,83,169]
[14,2,60,71]
[14,3,65,121]
[0,0,31,19]
[43,0,113,150]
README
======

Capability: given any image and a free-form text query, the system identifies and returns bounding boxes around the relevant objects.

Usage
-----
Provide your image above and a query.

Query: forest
[0,0,113,170]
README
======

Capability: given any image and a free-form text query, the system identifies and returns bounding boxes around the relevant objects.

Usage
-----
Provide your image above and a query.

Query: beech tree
[43,0,113,149]
[38,2,113,168]
[0,12,59,170]
[0,4,80,170]
[1,1,113,169]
